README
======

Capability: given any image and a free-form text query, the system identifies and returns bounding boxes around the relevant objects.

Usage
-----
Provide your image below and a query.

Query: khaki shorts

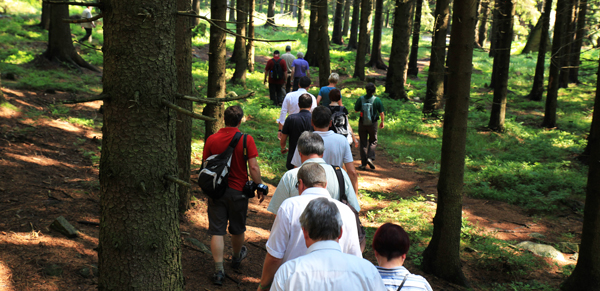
[207,187,248,235]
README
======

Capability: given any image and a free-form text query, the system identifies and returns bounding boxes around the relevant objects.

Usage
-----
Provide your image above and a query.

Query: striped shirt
[376,266,433,291]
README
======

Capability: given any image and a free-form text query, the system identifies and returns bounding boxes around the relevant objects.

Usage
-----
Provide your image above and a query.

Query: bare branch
[176,91,256,104]
[177,11,248,24]
[62,94,109,104]
[164,175,192,188]
[63,13,103,23]
[43,1,103,8]
[161,99,217,122]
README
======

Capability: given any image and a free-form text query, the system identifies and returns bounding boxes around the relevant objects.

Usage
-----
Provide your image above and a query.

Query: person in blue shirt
[317,73,339,106]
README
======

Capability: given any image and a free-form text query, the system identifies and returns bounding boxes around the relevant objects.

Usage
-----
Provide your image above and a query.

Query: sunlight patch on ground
[0,260,14,291]
[41,119,83,133]
[0,106,20,119]
[4,152,81,169]
[1,232,97,258]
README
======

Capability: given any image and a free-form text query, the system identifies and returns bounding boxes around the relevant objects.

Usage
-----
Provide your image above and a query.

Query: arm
[277,101,289,139]
[280,134,288,154]
[316,95,322,105]
[291,67,295,81]
[264,68,269,85]
[257,253,283,291]
[344,162,359,196]
[248,157,265,203]
[379,112,385,129]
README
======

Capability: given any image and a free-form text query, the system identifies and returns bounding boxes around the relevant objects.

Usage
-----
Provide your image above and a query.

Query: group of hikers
[199,47,432,290]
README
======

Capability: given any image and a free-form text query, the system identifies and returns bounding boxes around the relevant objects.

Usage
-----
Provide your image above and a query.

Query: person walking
[79,6,96,43]
[264,50,288,106]
[277,77,317,140]
[354,83,385,170]
[317,73,339,106]
[281,46,296,93]
[280,94,313,170]
[291,52,310,92]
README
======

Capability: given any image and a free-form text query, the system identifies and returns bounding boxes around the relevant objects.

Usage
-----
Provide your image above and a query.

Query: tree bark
[385,0,414,100]
[543,0,569,128]
[559,0,577,88]
[192,0,201,26]
[473,0,481,47]
[293,0,298,17]
[477,0,489,47]
[560,56,600,291]
[421,0,476,287]
[489,0,499,57]
[99,0,184,289]
[527,0,553,101]
[38,2,51,30]
[247,0,256,72]
[354,0,372,80]
[231,0,248,85]
[305,0,319,66]
[316,0,331,86]
[407,0,423,76]
[229,0,237,22]
[297,0,306,31]
[342,0,351,37]
[332,0,345,44]
[366,0,387,69]
[267,0,276,26]
[203,0,227,138]
[0,71,4,103]
[176,0,194,213]
[569,0,587,84]
[347,0,360,49]
[422,0,451,114]
[488,0,514,132]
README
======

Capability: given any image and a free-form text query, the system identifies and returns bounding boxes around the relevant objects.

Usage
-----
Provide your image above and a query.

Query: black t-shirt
[282,110,313,169]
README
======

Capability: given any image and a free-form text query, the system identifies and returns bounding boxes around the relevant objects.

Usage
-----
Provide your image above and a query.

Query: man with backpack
[201,106,268,286]
[264,50,288,106]
[354,83,385,170]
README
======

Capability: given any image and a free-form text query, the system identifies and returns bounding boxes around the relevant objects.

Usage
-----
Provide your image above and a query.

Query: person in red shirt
[264,50,287,106]
[202,106,266,285]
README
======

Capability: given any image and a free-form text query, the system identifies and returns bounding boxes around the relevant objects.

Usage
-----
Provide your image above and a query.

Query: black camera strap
[243,134,248,178]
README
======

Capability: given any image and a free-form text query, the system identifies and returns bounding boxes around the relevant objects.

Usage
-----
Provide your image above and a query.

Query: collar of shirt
[296,88,307,93]
[301,157,327,165]
[306,240,342,255]
[217,127,240,134]
[299,187,330,198]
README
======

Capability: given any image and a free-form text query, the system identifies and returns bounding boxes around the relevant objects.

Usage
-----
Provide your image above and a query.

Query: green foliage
[489,280,555,291]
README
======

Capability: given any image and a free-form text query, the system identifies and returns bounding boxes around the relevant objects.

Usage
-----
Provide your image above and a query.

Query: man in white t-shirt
[277,76,317,140]
[79,6,96,43]
[257,163,362,291]
[290,106,358,196]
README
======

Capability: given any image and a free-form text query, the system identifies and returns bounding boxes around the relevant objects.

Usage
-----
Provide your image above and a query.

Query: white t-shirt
[272,240,386,291]
[278,88,317,125]
[266,187,361,263]
[81,8,93,29]
[291,130,353,167]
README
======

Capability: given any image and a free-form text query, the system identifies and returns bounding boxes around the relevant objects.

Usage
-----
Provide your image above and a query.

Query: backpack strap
[331,165,346,203]
[243,134,249,177]
[396,274,409,291]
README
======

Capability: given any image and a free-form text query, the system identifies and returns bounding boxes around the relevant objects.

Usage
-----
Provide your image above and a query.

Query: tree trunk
[407,0,423,76]
[569,0,587,84]
[176,0,193,213]
[267,0,276,26]
[305,1,319,66]
[488,0,514,132]
[297,0,306,31]
[354,0,372,80]
[231,0,248,85]
[543,0,569,128]
[421,0,476,287]
[203,0,227,138]
[489,0,499,57]
[293,0,298,17]
[521,17,545,54]
[98,0,184,289]
[332,0,345,44]
[247,0,256,72]
[560,56,600,291]
[38,2,51,30]
[422,0,451,114]
[478,0,489,47]
[365,0,374,53]
[366,0,387,69]
[559,0,577,88]
[0,71,4,103]
[192,0,201,26]
[527,0,553,101]
[347,0,360,49]
[229,0,237,22]
[473,0,481,47]
[385,0,414,100]
[316,0,331,87]
[39,4,98,73]
[342,0,351,37]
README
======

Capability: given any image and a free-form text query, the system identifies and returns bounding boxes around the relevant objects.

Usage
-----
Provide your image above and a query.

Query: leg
[79,28,92,43]
[367,124,378,160]
[275,84,284,105]
[269,83,277,105]
[285,75,292,93]
[227,188,249,268]
[211,235,225,264]
[292,77,299,91]
[231,233,245,257]
[358,123,368,166]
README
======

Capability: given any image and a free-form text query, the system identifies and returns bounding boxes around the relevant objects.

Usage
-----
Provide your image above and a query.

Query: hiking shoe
[212,270,225,286]
[357,165,367,171]
[231,245,247,269]
[367,159,376,169]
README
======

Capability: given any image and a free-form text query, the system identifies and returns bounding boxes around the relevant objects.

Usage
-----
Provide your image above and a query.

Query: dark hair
[298,93,313,109]
[372,223,410,261]
[329,89,341,102]
[273,50,280,55]
[285,45,291,52]
[312,106,332,128]
[224,106,244,127]
[299,76,312,88]
[365,83,376,96]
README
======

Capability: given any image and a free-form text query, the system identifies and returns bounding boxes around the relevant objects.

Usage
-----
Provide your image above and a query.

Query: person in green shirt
[354,83,385,170]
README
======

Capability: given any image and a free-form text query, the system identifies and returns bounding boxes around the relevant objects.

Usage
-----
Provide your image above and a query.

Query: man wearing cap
[291,52,310,92]
[265,50,288,106]
[281,46,296,93]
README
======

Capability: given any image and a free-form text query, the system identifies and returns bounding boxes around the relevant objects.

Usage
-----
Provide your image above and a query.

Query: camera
[243,181,269,198]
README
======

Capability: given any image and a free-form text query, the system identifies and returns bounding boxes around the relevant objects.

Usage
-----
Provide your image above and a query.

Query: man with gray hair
[281,45,295,93]
[268,131,359,214]
[269,197,386,291]
[257,163,362,291]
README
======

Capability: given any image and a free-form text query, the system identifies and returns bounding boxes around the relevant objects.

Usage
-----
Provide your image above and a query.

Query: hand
[354,138,359,148]
[277,131,282,140]
[379,122,384,129]
[281,148,288,154]
[263,79,267,85]
[257,192,265,204]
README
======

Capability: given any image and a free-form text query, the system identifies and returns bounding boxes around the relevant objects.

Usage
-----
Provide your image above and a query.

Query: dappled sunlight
[0,106,21,119]
[0,260,14,291]
[42,119,84,133]
[4,152,80,169]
